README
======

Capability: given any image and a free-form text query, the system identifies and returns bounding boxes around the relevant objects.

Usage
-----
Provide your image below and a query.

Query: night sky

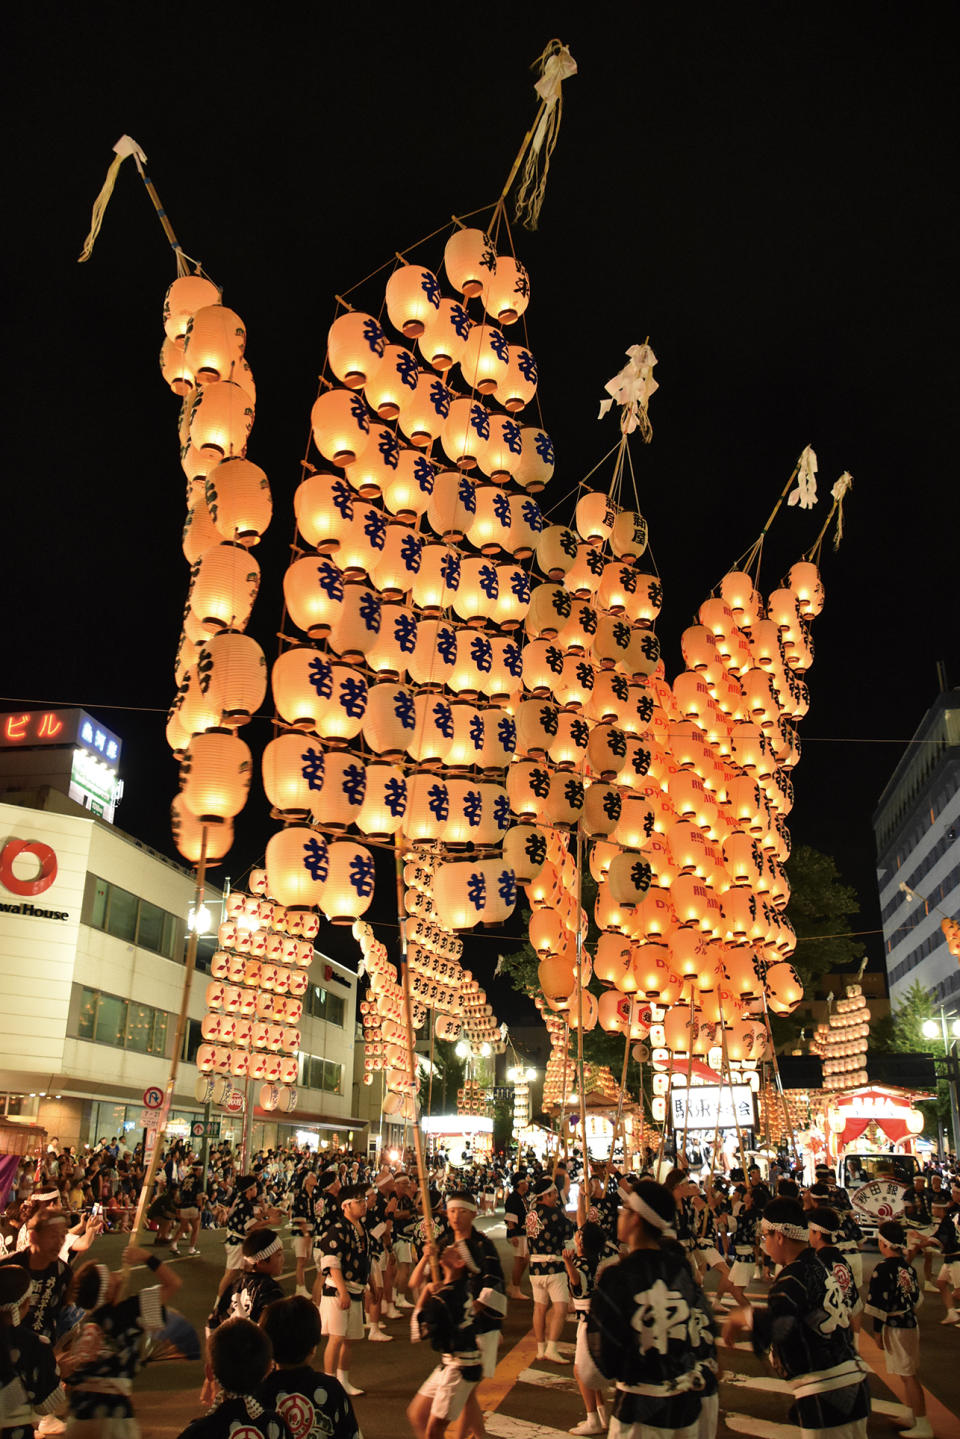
[4,9,957,1017]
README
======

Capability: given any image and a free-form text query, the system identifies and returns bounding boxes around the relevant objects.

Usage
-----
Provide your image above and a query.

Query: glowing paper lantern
[385,264,441,338]
[183,305,246,383]
[181,731,251,824]
[189,381,254,459]
[262,734,326,819]
[190,543,260,635]
[444,227,497,297]
[327,310,386,389]
[265,827,330,909]
[310,387,372,467]
[484,256,530,325]
[170,794,234,864]
[198,631,267,725]
[205,457,272,547]
[163,274,222,344]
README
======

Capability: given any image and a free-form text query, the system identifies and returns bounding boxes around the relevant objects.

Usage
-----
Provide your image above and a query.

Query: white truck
[840,1151,921,1239]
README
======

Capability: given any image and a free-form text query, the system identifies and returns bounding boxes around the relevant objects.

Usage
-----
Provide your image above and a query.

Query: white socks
[337,1369,364,1396]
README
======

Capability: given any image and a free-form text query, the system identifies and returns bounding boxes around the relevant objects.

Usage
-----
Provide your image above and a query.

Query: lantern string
[511,40,578,232]
[338,204,497,301]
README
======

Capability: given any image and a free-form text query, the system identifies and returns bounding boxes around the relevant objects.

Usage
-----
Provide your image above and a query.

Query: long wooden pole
[395,851,440,1282]
[761,990,800,1167]
[128,826,209,1251]
[607,1029,632,1170]
[574,823,589,1175]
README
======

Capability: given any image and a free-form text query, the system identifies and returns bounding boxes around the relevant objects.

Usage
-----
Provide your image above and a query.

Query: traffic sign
[191,1119,222,1139]
[139,1109,162,1129]
[143,1086,164,1109]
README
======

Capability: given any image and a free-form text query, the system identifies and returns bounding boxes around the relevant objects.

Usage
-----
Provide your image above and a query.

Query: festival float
[78,39,865,1214]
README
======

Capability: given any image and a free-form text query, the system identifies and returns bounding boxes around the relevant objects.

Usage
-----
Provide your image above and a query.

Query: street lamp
[187,903,213,935]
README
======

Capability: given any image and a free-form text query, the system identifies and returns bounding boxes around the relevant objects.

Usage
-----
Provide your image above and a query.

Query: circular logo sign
[225,1088,244,1114]
[191,1121,205,1138]
[851,1178,908,1222]
[143,1087,164,1110]
[0,839,58,897]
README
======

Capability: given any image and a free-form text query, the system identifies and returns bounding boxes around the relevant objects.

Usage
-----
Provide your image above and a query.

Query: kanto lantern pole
[574,822,589,1172]
[394,850,440,1283]
[126,825,210,1264]
[761,989,801,1167]
[607,1030,632,1171]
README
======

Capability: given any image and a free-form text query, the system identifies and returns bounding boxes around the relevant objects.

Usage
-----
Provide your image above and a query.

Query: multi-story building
[0,709,365,1156]
[874,685,960,1010]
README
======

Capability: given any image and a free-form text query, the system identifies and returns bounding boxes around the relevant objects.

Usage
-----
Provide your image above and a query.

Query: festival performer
[176,1319,293,1439]
[208,1231,285,1330]
[504,1174,530,1301]
[217,1177,278,1301]
[290,1171,319,1298]
[563,1220,616,1436]
[407,1247,482,1439]
[583,1167,619,1247]
[259,1298,360,1439]
[586,1177,718,1439]
[909,1175,960,1325]
[362,1186,392,1343]
[687,1179,746,1310]
[441,1191,506,1439]
[806,1206,860,1329]
[0,1215,75,1347]
[314,1185,370,1397]
[864,1221,927,1439]
[0,1267,65,1439]
[170,1161,206,1257]
[63,1246,180,1435]
[526,1177,574,1365]
[903,1175,939,1293]
[722,1198,870,1439]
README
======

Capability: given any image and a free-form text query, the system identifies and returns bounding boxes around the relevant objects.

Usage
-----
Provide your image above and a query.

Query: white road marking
[721,1370,910,1419]
[517,1367,578,1391]
[485,1413,574,1439]
[724,1414,796,1439]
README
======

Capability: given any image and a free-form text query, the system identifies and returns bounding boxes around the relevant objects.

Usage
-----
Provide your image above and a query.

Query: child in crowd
[563,1221,613,1436]
[177,1319,292,1439]
[864,1221,927,1439]
[258,1297,360,1439]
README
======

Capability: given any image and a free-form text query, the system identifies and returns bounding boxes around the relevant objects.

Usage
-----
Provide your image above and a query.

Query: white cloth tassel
[831,470,853,548]
[78,134,147,263]
[514,42,577,231]
[597,344,659,441]
[788,445,819,509]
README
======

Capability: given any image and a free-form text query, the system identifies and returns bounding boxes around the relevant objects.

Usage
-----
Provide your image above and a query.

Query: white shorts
[694,1245,724,1269]
[509,1234,529,1257]
[882,1325,919,1376]
[224,1242,244,1271]
[940,1258,960,1288]
[178,1207,199,1220]
[320,1294,365,1338]
[293,1233,313,1259]
[418,1362,477,1420]
[610,1392,718,1439]
[840,1248,863,1288]
[531,1271,570,1306]
[394,1240,414,1265]
[477,1328,499,1379]
[729,1258,754,1288]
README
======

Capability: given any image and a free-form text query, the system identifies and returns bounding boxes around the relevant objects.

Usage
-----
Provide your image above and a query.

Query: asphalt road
[85,1217,960,1439]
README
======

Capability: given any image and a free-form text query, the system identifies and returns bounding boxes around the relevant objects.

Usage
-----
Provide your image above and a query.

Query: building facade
[874,687,960,1010]
[0,793,365,1156]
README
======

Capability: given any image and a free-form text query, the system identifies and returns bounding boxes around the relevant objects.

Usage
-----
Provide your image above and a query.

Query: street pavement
[87,1215,960,1439]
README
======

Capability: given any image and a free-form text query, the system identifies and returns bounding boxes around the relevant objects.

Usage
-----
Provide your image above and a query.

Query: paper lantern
[283,556,345,639]
[787,560,825,618]
[444,227,497,297]
[163,274,222,344]
[272,647,330,731]
[327,310,386,389]
[261,735,325,819]
[181,731,251,824]
[408,618,458,688]
[189,380,253,459]
[161,336,195,395]
[175,666,221,738]
[536,525,579,580]
[357,763,407,837]
[418,297,472,372]
[181,493,220,566]
[607,850,654,906]
[171,790,235,865]
[190,542,260,635]
[567,991,598,1031]
[265,827,329,909]
[385,264,441,338]
[587,723,629,779]
[310,751,366,830]
[442,398,490,470]
[294,472,354,553]
[311,387,372,467]
[183,305,246,384]
[327,583,383,659]
[198,631,267,726]
[397,372,451,449]
[513,426,555,492]
[381,448,436,521]
[484,256,530,325]
[499,344,538,412]
[720,571,763,630]
[310,663,368,743]
[363,681,418,758]
[364,343,421,420]
[610,510,648,561]
[764,960,803,1015]
[502,823,551,884]
[460,322,509,395]
[203,456,272,548]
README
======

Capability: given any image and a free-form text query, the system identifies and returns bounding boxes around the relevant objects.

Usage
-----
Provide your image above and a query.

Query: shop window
[107,886,139,943]
[95,992,126,1047]
[83,875,185,962]
[73,985,169,1056]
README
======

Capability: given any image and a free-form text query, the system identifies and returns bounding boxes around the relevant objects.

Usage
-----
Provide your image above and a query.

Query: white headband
[807,1220,836,1237]
[446,1197,478,1215]
[762,1220,809,1242]
[34,1190,60,1203]
[244,1235,282,1266]
[94,1264,111,1307]
[618,1185,677,1240]
[0,1281,33,1314]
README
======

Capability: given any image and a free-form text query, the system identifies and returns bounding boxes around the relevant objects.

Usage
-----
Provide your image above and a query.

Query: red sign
[1,711,68,745]
[225,1089,244,1114]
[0,840,58,897]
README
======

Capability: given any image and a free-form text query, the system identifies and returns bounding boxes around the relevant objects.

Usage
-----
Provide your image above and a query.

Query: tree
[883,979,950,1136]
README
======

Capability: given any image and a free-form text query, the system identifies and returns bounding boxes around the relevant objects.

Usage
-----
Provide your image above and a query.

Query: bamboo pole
[128,827,209,1253]
[607,1029,632,1171]
[574,822,589,1179]
[395,851,440,1282]
[427,1008,436,1117]
[761,991,801,1168]
[496,100,548,208]
[679,982,699,1164]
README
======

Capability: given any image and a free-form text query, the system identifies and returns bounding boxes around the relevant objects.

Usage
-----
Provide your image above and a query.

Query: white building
[874,686,960,1010]
[1,766,366,1156]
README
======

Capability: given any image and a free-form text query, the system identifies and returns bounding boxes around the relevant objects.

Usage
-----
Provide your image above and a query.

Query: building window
[74,986,169,1056]
[83,875,182,961]
[304,986,345,1027]
[301,1055,343,1094]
